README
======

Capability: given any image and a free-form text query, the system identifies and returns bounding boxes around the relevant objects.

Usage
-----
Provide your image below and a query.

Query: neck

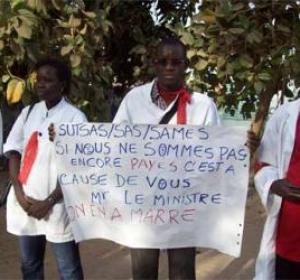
[158,82,185,106]
[158,83,183,92]
[45,96,62,110]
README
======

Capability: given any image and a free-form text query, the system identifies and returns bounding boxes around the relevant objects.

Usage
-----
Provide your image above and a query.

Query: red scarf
[18,131,39,185]
[158,84,191,125]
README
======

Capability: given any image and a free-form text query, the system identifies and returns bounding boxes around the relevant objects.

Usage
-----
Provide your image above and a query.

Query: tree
[0,0,196,121]
[2,0,299,137]
[173,0,300,135]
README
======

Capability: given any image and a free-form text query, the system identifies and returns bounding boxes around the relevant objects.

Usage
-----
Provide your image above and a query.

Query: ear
[59,81,66,94]
[184,58,189,68]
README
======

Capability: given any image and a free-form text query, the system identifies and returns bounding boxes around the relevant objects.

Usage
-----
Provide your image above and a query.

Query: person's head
[35,58,71,105]
[154,37,188,91]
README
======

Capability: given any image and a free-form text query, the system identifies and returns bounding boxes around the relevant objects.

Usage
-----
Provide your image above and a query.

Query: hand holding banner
[55,123,249,257]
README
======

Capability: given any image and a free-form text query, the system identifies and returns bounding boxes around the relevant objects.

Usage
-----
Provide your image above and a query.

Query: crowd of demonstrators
[254,99,300,279]
[4,58,85,279]
[4,37,261,280]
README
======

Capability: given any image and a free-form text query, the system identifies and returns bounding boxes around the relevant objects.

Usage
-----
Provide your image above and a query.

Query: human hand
[270,179,300,202]
[26,196,52,220]
[246,130,260,156]
[48,123,56,142]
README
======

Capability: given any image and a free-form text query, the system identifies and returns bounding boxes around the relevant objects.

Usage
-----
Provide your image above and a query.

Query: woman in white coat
[4,58,86,279]
[254,98,300,279]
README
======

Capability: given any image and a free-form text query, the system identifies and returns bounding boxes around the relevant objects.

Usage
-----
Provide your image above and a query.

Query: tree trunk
[251,72,282,137]
[249,73,282,174]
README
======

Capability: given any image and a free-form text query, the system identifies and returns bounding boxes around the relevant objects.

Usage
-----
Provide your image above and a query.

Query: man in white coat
[255,98,300,279]
[113,37,221,279]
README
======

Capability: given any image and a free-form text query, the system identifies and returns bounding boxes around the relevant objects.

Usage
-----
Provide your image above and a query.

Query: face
[154,44,187,90]
[36,65,63,102]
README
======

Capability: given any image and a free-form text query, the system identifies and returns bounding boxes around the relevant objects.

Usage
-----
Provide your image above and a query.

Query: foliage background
[1,0,300,138]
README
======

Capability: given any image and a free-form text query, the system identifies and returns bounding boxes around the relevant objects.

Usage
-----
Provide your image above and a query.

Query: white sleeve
[254,107,283,212]
[255,165,280,213]
[112,93,132,124]
[3,107,30,156]
[70,110,88,122]
[204,99,221,126]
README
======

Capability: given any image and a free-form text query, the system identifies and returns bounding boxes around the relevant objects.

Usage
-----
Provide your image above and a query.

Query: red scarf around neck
[158,83,191,124]
[18,131,39,185]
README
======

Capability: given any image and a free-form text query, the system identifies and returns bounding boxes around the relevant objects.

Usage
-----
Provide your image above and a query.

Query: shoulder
[190,91,216,108]
[124,81,153,101]
[268,99,299,123]
[60,99,87,120]
[277,98,300,113]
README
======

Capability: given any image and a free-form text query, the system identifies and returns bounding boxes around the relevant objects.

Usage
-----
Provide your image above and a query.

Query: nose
[165,60,175,70]
[36,80,45,88]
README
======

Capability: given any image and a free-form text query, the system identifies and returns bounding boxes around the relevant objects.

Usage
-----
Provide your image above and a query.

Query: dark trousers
[131,247,196,280]
[276,254,300,279]
[19,235,83,280]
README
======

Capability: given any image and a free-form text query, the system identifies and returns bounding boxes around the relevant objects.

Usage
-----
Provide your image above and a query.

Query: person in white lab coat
[113,36,221,280]
[254,98,300,280]
[4,58,86,279]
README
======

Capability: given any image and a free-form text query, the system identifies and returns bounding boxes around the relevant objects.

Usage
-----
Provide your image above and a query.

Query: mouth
[36,88,46,95]
[162,74,175,80]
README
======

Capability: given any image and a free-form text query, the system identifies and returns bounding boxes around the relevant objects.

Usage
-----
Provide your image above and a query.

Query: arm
[4,108,32,211]
[26,181,62,220]
[8,152,31,212]
[270,179,300,202]
[254,105,300,212]
[203,98,221,126]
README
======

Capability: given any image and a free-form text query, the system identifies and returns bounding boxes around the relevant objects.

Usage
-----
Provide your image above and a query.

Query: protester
[254,99,300,279]
[113,36,254,280]
[4,58,86,279]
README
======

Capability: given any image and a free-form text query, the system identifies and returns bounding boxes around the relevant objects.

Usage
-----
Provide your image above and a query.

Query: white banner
[55,123,249,257]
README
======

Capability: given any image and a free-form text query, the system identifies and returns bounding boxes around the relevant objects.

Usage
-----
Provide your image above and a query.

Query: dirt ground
[0,170,266,280]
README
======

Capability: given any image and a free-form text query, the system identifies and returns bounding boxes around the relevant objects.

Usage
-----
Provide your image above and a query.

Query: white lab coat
[4,98,87,243]
[113,80,221,126]
[254,98,300,280]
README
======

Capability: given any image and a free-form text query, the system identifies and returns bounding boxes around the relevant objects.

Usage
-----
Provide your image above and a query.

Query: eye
[155,59,185,67]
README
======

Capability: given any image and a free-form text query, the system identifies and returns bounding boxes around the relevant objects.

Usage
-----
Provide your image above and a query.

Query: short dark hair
[157,37,187,60]
[35,58,72,96]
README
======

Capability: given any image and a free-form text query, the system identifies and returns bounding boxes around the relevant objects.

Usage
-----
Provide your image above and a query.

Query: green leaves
[239,55,253,69]
[197,9,216,24]
[195,60,208,71]
[258,72,272,82]
[228,28,244,35]
[15,22,32,39]
[70,54,81,68]
[1,0,299,126]
[246,30,263,44]
[172,0,300,125]
[61,45,73,56]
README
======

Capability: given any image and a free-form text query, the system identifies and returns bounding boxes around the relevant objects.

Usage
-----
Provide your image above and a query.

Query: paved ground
[0,170,265,279]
